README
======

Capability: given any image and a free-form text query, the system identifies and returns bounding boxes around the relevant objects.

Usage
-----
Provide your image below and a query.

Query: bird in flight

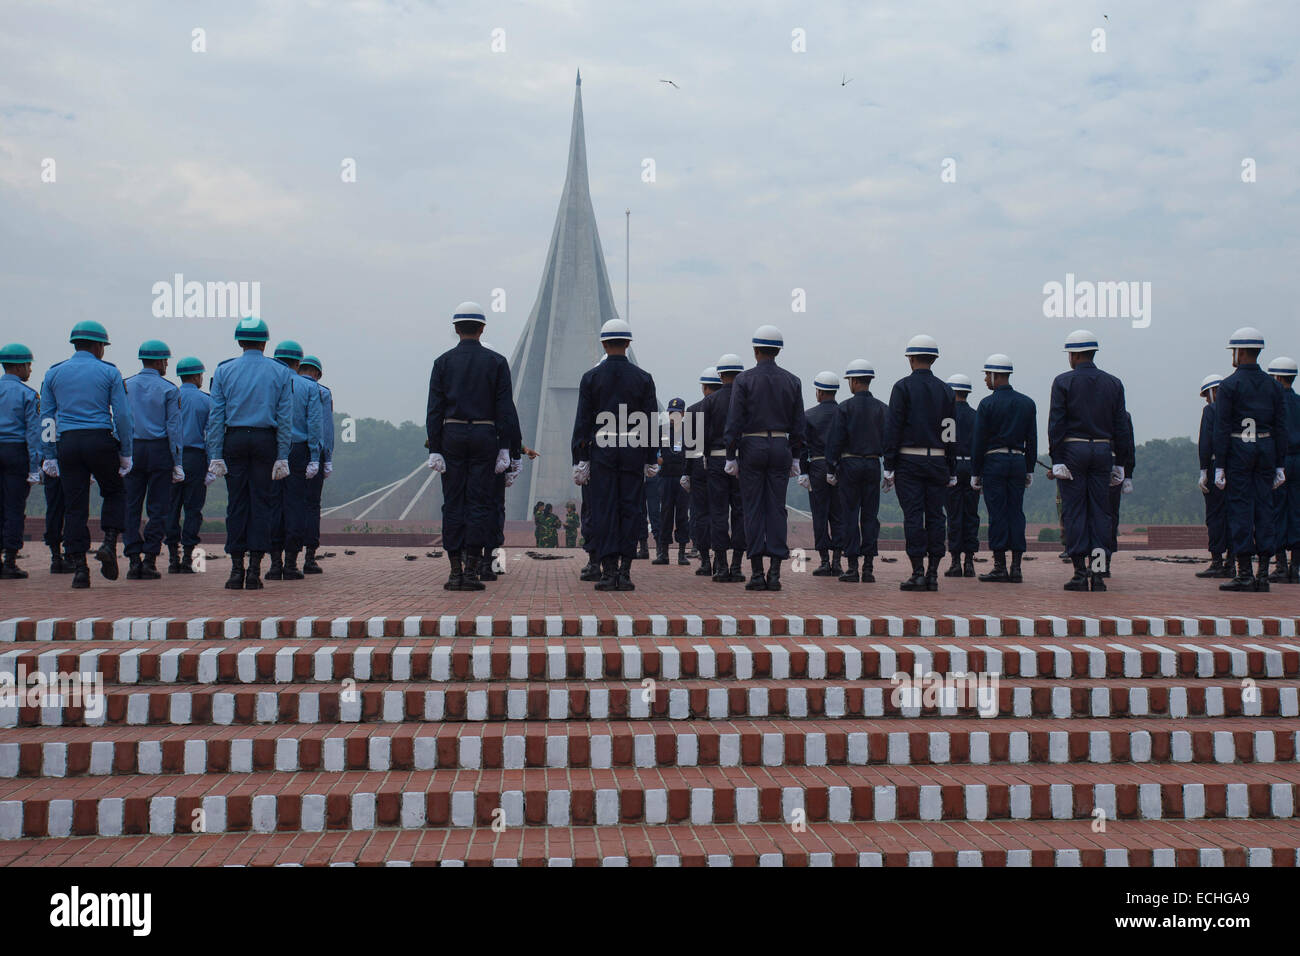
[842,73,852,86]
[1103,13,1108,19]
[660,79,679,89]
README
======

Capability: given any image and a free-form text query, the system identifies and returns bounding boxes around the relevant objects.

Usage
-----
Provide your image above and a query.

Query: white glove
[1051,463,1073,480]
[947,475,957,487]
[1109,465,1124,486]
[1274,468,1287,490]
[208,458,227,478]
[42,459,59,478]
[203,471,217,486]
[1024,473,1033,489]
[1122,478,1133,494]
[970,476,982,491]
[117,456,133,476]
[27,472,40,484]
[494,449,510,474]
[1198,469,1208,493]
[271,459,290,481]
[825,473,837,486]
[724,459,738,476]
[504,470,518,487]
[1214,468,1226,490]
[427,453,446,473]
[796,474,810,490]
[680,475,690,492]
[323,461,333,478]
[881,470,895,493]
[305,461,320,479]
[172,465,185,483]
[572,462,590,485]
[644,464,660,478]
[789,460,801,478]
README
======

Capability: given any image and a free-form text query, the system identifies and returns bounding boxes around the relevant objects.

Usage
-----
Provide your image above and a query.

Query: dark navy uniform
[801,397,843,561]
[1107,411,1135,560]
[426,339,517,555]
[723,360,806,560]
[43,474,67,563]
[1198,400,1228,560]
[972,385,1038,554]
[270,371,323,567]
[641,471,662,551]
[0,370,40,554]
[1272,382,1300,559]
[1212,362,1285,558]
[826,389,887,565]
[122,367,182,561]
[656,408,690,558]
[166,381,212,553]
[685,398,711,565]
[305,378,333,559]
[703,383,744,571]
[945,398,980,557]
[884,369,956,561]
[572,355,658,562]
[1047,360,1131,559]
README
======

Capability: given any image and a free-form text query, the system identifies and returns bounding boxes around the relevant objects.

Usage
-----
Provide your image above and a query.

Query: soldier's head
[982,354,1013,391]
[0,344,34,381]
[544,503,553,516]
[813,371,839,402]
[600,319,632,356]
[177,357,204,388]
[453,301,486,341]
[1267,357,1297,389]
[750,325,783,364]
[716,355,743,385]
[70,321,110,360]
[1199,374,1221,405]
[566,501,575,511]
[1064,330,1097,369]
[843,360,872,394]
[1227,328,1265,369]
[299,356,323,382]
[138,339,170,375]
[904,335,938,372]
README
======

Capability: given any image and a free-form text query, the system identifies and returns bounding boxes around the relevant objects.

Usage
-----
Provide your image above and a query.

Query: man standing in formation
[165,357,212,574]
[265,341,322,581]
[654,397,691,565]
[684,367,719,576]
[800,371,843,578]
[297,355,333,575]
[1104,411,1136,578]
[0,343,40,579]
[1266,356,1300,583]
[825,359,887,583]
[943,372,979,578]
[122,340,182,581]
[1194,373,1230,578]
[970,353,1037,584]
[704,353,745,583]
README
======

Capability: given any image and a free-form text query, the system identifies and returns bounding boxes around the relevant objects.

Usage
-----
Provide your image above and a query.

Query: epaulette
[216,357,238,370]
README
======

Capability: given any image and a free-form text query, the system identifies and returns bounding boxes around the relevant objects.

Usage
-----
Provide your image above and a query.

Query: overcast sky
[3,0,1298,445]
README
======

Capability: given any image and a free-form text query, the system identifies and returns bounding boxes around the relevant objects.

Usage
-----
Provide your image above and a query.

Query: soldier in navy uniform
[825,359,888,583]
[122,340,182,581]
[39,321,134,589]
[799,371,843,577]
[1103,411,1135,578]
[1265,357,1300,583]
[884,335,956,591]
[1194,374,1231,579]
[971,354,1037,584]
[704,354,746,582]
[1048,329,1132,592]
[426,302,517,591]
[296,355,332,575]
[266,341,322,581]
[571,319,658,591]
[165,357,212,574]
[0,343,40,579]
[722,325,806,591]
[653,397,691,565]
[943,373,980,577]
[684,367,720,576]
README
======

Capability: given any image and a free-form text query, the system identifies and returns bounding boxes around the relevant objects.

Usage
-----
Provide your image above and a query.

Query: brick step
[4,719,1297,777]
[8,638,1297,684]
[3,764,1297,838]
[10,678,1298,728]
[4,819,1298,867]
[4,613,1298,642]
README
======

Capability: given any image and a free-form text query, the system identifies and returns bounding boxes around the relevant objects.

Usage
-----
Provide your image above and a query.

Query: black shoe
[900,557,927,591]
[943,552,963,578]
[861,558,875,583]
[244,552,264,590]
[839,558,860,583]
[70,555,90,589]
[1214,555,1237,578]
[478,554,498,582]
[0,550,27,579]
[444,553,466,591]
[461,551,485,590]
[126,555,144,580]
[616,556,635,591]
[265,551,284,581]
[765,560,782,591]
[302,548,323,574]
[727,553,746,583]
[651,550,669,565]
[282,550,304,580]
[167,545,182,574]
[580,559,602,582]
[636,541,650,560]
[1064,556,1090,591]
[963,553,976,577]
[49,548,74,574]
[1009,554,1024,583]
[812,550,834,576]
[1090,572,1107,592]
[677,546,690,566]
[140,554,162,580]
[979,562,1010,583]
[178,546,196,574]
[595,558,619,591]
[695,558,713,576]
[94,530,119,581]
[226,554,246,590]
[1268,555,1288,582]
[829,550,844,576]
[711,550,731,582]
[1196,555,1224,578]
[925,557,940,591]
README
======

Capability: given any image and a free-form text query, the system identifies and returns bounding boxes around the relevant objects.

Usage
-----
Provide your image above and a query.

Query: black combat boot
[1196,554,1224,578]
[839,556,860,583]
[1290,548,1300,583]
[943,550,963,577]
[94,529,119,581]
[126,555,144,580]
[695,551,712,576]
[728,550,744,583]
[745,556,767,591]
[444,552,465,591]
[225,552,245,590]
[1268,550,1288,583]
[677,544,690,566]
[70,553,90,589]
[830,549,844,576]
[812,550,834,576]
[265,550,284,580]
[617,554,635,591]
[1255,553,1271,592]
[963,552,976,577]
[594,556,619,591]
[861,556,876,583]
[979,551,1009,582]
[1064,556,1090,591]
[479,551,498,582]
[1009,552,1024,583]
[711,549,731,582]
[924,555,940,591]
[1219,554,1255,591]
[140,554,162,579]
[302,547,323,574]
[244,551,264,590]
[1090,566,1107,591]
[899,556,927,591]
[0,550,27,579]
[580,555,602,582]
[1216,552,1237,577]
[636,540,650,560]
[282,549,304,580]
[462,551,485,591]
[765,559,782,591]
[652,546,669,565]
[49,545,73,574]
[179,545,195,573]
[167,543,182,573]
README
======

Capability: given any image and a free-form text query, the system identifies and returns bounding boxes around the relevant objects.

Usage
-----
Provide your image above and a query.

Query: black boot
[225,552,246,590]
[766,559,782,591]
[94,529,119,581]
[924,555,940,591]
[943,550,963,577]
[839,556,860,583]
[1255,554,1271,592]
[636,540,650,560]
[302,547,322,574]
[711,549,731,582]
[1215,552,1237,577]
[70,553,90,589]
[1220,554,1255,591]
[282,549,304,580]
[617,554,635,591]
[0,549,27,579]
[861,556,875,583]
[48,545,73,574]
[140,554,162,580]
[812,549,834,576]
[900,556,927,591]
[178,545,195,573]
[594,556,619,591]
[830,549,844,576]
[1196,554,1224,578]
[1268,550,1288,583]
[462,550,485,591]
[745,556,768,591]
[580,555,602,582]
[695,550,713,575]
[1290,548,1300,584]
[677,544,690,565]
[728,550,745,583]
[244,551,264,590]
[444,552,465,591]
[1090,566,1107,591]
[979,551,1010,583]
[126,555,144,580]
[167,543,181,573]
[963,552,976,577]
[479,551,498,582]
[265,550,284,581]
[1064,556,1090,591]
[1009,552,1024,583]
[652,546,669,565]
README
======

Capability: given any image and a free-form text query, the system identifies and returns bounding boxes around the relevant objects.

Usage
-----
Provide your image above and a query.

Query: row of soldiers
[0,318,335,588]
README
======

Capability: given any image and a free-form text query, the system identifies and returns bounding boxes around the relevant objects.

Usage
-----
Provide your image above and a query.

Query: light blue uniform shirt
[178,382,213,451]
[285,368,323,462]
[0,373,42,472]
[206,349,293,461]
[39,350,134,458]
[317,381,335,462]
[124,367,182,463]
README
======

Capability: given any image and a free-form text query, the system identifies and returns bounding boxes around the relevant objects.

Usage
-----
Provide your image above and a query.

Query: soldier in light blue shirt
[122,340,182,579]
[0,343,41,578]
[205,317,293,590]
[165,356,213,573]
[39,321,134,588]
[298,354,332,574]
[265,340,322,580]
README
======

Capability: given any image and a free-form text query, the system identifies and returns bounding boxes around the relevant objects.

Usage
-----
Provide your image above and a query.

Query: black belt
[226,426,274,434]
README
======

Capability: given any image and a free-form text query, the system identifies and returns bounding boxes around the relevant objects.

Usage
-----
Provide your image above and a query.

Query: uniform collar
[1236,362,1260,371]
[181,381,199,389]
[604,353,629,363]
[138,367,160,378]
[240,349,264,360]
[911,367,934,377]
[994,383,1013,392]
[71,350,96,362]
[1075,360,1096,370]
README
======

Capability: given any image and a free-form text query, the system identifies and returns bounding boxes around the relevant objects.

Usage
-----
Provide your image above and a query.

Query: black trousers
[223,427,276,554]
[1060,441,1114,558]
[588,450,647,561]
[271,441,310,554]
[706,455,744,554]
[0,442,31,550]
[688,457,710,554]
[124,437,174,557]
[305,464,325,549]
[1224,437,1276,556]
[945,465,980,553]
[642,474,662,543]
[57,429,125,556]
[43,475,65,548]
[166,447,209,549]
[1204,481,1228,555]
[440,423,497,552]
[838,456,881,558]
[659,472,690,546]
[737,435,792,559]
[895,455,949,559]
[807,459,842,553]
